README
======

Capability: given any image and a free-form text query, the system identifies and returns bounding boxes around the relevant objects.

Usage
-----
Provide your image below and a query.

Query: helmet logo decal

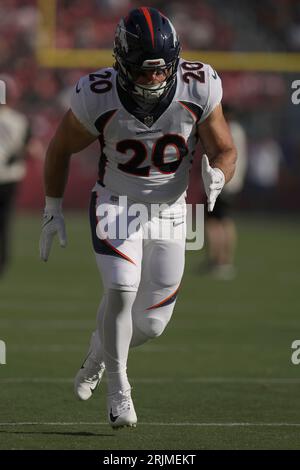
[139,7,155,48]
[117,19,129,52]
[168,20,177,47]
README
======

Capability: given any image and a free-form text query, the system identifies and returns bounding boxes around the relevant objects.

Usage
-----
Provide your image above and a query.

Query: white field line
[0,421,300,427]
[1,377,300,384]
[0,320,94,329]
[7,345,188,353]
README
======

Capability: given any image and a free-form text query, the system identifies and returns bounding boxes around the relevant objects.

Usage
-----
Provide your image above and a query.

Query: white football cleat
[107,389,137,429]
[74,331,105,401]
[74,357,105,400]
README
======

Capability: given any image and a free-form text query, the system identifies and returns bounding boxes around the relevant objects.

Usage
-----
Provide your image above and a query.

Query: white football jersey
[71,59,222,203]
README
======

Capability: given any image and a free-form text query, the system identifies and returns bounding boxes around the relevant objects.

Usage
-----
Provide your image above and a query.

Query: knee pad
[136,317,166,339]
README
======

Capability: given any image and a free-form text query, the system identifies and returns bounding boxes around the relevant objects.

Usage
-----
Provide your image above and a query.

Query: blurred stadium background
[1,0,300,210]
[1,0,300,450]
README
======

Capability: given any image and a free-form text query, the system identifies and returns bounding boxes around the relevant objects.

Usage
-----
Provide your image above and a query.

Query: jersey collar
[116,76,177,128]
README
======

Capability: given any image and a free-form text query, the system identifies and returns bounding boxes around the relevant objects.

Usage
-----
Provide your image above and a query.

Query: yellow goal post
[37,0,300,72]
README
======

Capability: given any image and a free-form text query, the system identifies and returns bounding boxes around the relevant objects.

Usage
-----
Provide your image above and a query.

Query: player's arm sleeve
[199,66,223,123]
[70,77,100,136]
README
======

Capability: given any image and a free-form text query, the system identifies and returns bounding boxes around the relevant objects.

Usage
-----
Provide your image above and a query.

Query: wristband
[45,196,63,214]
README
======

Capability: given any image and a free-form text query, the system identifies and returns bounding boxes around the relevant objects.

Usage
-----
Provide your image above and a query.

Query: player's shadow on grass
[0,430,115,437]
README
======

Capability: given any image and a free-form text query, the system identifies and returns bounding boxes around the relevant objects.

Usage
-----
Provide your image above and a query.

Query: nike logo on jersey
[136,128,162,136]
[76,82,81,93]
[173,220,184,227]
[110,409,119,423]
[212,70,218,80]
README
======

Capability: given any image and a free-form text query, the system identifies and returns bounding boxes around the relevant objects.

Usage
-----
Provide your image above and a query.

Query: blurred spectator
[246,136,283,210]
[0,75,30,277]
[202,105,248,280]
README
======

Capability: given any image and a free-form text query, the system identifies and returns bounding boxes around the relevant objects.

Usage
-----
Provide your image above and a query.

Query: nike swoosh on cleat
[90,380,99,394]
[212,70,218,80]
[110,409,119,423]
[76,82,81,93]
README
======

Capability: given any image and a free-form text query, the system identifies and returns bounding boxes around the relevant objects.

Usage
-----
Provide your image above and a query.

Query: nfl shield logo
[144,115,153,127]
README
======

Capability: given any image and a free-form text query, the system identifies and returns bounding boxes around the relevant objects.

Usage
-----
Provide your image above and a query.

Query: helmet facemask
[115,57,179,103]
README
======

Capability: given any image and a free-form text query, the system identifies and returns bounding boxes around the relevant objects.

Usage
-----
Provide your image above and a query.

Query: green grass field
[1,212,300,450]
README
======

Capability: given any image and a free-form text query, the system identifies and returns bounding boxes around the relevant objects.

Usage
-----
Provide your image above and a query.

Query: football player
[40,7,236,428]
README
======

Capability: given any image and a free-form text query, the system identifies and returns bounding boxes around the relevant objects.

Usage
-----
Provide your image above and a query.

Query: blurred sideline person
[247,135,282,209]
[203,105,247,280]
[0,75,30,277]
[39,7,236,428]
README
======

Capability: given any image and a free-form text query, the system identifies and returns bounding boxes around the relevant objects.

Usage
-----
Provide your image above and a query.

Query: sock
[92,295,106,363]
[103,289,136,395]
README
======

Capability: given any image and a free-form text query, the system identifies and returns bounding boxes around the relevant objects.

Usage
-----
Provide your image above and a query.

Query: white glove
[39,197,67,262]
[201,154,225,212]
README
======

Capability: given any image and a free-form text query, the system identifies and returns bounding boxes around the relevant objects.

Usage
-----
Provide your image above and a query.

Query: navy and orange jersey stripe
[179,101,203,122]
[95,109,117,185]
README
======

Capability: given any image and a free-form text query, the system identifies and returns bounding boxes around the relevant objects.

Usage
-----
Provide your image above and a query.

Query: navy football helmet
[114,7,181,103]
